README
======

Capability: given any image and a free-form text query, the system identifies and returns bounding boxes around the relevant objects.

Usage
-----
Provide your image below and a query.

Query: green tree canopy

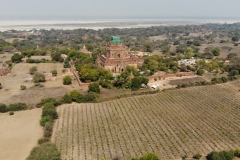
[26,142,61,160]
[88,82,100,94]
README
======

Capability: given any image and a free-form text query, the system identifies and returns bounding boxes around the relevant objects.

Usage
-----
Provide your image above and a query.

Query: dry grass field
[0,63,75,106]
[0,53,13,63]
[52,83,240,160]
[0,108,42,160]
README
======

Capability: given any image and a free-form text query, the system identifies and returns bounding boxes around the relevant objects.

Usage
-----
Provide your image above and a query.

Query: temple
[96,36,144,73]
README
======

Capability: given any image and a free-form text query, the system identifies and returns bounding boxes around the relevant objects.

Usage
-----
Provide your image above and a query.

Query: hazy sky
[0,0,240,19]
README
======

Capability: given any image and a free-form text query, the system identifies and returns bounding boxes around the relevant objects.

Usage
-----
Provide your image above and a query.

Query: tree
[88,82,100,94]
[232,36,239,42]
[144,44,153,52]
[0,83,2,89]
[33,72,45,83]
[196,69,205,76]
[29,66,37,75]
[131,77,142,90]
[140,153,160,160]
[11,53,23,63]
[69,90,83,103]
[184,47,194,59]
[207,151,234,160]
[26,142,61,160]
[51,52,63,62]
[212,48,220,56]
[63,76,72,85]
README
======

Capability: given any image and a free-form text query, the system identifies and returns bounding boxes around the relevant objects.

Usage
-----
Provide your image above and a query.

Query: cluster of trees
[21,49,47,57]
[0,103,27,113]
[114,66,149,90]
[142,55,178,74]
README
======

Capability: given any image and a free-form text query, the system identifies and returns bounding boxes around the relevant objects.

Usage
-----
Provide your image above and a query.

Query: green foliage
[11,53,23,63]
[99,80,113,89]
[131,76,149,90]
[63,59,70,68]
[26,142,61,160]
[7,103,27,111]
[140,153,160,160]
[42,103,58,119]
[60,93,73,104]
[234,148,240,157]
[40,116,53,126]
[196,69,204,76]
[232,36,239,42]
[51,51,63,62]
[193,153,202,159]
[83,92,97,102]
[207,150,234,160]
[184,47,194,59]
[0,103,7,113]
[144,43,153,52]
[211,77,229,84]
[63,76,72,85]
[51,70,57,76]
[33,72,45,83]
[69,90,84,103]
[88,82,100,94]
[9,111,14,115]
[29,66,37,75]
[20,85,26,90]
[212,48,220,56]
[38,98,59,107]
[229,70,239,76]
[38,138,50,145]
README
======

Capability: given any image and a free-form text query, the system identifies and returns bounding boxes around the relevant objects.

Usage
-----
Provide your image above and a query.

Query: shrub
[33,72,45,83]
[40,116,54,126]
[29,66,37,75]
[140,153,160,160]
[197,69,205,76]
[51,70,57,76]
[234,148,240,157]
[37,98,59,108]
[83,92,97,102]
[63,76,72,85]
[99,80,113,89]
[69,90,84,103]
[88,82,100,94]
[26,142,61,160]
[38,138,49,145]
[9,111,14,115]
[193,153,202,159]
[207,150,234,160]
[20,85,26,90]
[60,93,73,104]
[42,103,58,119]
[0,103,7,113]
[44,123,53,138]
[7,103,27,111]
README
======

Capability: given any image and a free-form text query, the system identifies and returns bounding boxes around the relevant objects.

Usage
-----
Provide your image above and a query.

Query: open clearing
[0,63,74,106]
[0,108,42,160]
[52,83,240,160]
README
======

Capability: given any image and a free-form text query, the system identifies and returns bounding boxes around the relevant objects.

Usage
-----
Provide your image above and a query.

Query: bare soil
[0,108,42,160]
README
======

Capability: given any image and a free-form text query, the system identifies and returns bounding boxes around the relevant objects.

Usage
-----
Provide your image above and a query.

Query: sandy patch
[0,108,43,160]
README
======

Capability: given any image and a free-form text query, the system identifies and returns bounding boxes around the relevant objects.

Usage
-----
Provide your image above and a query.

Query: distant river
[0,18,240,31]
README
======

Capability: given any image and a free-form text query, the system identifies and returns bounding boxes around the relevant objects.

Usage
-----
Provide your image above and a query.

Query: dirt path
[0,108,43,160]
